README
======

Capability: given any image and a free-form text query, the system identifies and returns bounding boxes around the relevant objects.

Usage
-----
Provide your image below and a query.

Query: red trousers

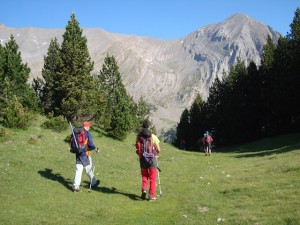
[141,167,157,198]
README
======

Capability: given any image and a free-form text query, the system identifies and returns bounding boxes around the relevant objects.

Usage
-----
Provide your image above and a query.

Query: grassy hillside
[0,116,299,225]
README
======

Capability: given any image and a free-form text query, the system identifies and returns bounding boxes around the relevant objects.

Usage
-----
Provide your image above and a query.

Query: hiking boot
[72,187,81,193]
[141,190,147,200]
[91,180,100,189]
[149,196,157,201]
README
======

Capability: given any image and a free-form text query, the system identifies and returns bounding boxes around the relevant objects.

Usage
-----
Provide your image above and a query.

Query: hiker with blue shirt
[73,121,100,192]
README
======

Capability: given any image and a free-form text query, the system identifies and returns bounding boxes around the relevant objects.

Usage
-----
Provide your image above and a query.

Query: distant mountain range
[0,13,280,134]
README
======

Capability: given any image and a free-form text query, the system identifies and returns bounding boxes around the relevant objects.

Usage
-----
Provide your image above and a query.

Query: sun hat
[83,121,91,127]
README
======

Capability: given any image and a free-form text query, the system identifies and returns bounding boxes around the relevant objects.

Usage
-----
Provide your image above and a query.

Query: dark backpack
[136,135,155,162]
[70,127,88,154]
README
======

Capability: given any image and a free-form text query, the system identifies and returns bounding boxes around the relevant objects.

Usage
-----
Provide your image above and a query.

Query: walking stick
[88,165,96,193]
[88,148,100,192]
[157,158,163,196]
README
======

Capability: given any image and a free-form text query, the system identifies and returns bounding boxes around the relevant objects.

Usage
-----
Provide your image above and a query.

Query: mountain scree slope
[0,13,280,134]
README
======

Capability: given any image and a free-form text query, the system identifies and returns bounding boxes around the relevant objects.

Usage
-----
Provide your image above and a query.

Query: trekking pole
[157,158,163,196]
[88,148,100,193]
[88,165,96,193]
[68,121,79,149]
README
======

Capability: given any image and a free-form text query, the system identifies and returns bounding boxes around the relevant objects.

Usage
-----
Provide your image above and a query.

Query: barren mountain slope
[0,13,280,134]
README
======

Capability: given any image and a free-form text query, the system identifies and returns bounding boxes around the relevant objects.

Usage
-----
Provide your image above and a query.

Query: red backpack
[70,127,88,154]
[136,136,155,160]
[205,135,212,143]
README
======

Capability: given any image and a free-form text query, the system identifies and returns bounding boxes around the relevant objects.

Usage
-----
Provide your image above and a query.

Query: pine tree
[260,35,276,72]
[0,44,5,80]
[259,36,278,135]
[55,13,97,121]
[0,35,39,112]
[205,74,226,144]
[224,59,248,142]
[287,7,300,130]
[288,7,300,41]
[98,54,135,140]
[4,35,39,111]
[135,95,151,131]
[0,44,5,111]
[176,108,190,149]
[189,94,205,150]
[243,61,261,140]
[33,38,61,114]
[0,35,37,128]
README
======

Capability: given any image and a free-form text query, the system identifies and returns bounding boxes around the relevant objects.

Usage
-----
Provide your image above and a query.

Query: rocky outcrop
[0,13,280,133]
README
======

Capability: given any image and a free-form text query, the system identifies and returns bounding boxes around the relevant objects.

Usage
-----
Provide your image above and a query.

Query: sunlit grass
[0,116,299,224]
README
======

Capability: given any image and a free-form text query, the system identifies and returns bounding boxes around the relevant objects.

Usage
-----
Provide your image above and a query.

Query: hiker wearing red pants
[136,119,161,201]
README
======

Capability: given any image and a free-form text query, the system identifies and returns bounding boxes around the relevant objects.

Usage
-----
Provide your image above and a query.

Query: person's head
[83,121,91,131]
[142,119,151,129]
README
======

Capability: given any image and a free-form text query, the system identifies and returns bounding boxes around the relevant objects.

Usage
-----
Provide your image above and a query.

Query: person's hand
[95,147,100,153]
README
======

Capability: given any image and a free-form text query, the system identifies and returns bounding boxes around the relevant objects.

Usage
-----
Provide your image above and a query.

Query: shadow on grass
[38,168,73,191]
[235,144,300,158]
[231,133,300,158]
[95,186,141,201]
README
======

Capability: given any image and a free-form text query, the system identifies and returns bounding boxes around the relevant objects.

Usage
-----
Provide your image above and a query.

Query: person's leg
[148,167,157,199]
[73,163,84,190]
[85,157,98,186]
[141,167,149,191]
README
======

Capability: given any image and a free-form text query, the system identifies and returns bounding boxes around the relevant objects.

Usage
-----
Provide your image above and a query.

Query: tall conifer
[56,13,97,121]
[33,38,61,114]
[98,54,134,140]
[1,35,38,111]
[176,108,190,148]
[189,94,205,149]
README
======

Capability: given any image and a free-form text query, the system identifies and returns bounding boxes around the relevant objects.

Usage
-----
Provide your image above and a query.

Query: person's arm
[155,143,161,154]
[86,132,96,150]
[152,134,160,154]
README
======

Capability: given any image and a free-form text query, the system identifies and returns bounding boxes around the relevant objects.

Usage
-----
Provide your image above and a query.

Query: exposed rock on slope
[0,13,280,133]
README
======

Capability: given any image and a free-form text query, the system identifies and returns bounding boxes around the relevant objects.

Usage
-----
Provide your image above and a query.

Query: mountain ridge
[0,13,280,134]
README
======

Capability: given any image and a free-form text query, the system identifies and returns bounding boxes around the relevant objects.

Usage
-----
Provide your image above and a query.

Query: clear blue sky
[1,0,299,40]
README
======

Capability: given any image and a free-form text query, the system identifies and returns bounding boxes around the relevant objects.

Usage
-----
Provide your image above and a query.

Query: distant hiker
[197,137,203,152]
[203,131,213,156]
[135,119,161,201]
[180,138,186,150]
[72,121,100,192]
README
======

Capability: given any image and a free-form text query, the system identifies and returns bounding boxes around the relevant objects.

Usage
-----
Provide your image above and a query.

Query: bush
[41,114,68,132]
[0,127,10,142]
[108,127,127,141]
[3,96,33,129]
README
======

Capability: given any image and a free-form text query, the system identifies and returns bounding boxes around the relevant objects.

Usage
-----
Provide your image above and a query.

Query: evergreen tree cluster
[0,35,39,128]
[176,8,300,149]
[32,13,151,140]
[0,13,151,139]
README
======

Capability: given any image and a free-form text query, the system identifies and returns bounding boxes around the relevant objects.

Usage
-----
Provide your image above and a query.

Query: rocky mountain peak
[0,14,280,134]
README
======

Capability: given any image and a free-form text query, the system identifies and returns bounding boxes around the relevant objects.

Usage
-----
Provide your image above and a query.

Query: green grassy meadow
[0,116,299,225]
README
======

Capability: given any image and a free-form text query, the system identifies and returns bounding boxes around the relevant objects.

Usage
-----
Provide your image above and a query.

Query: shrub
[0,127,10,142]
[41,114,68,132]
[3,96,33,129]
